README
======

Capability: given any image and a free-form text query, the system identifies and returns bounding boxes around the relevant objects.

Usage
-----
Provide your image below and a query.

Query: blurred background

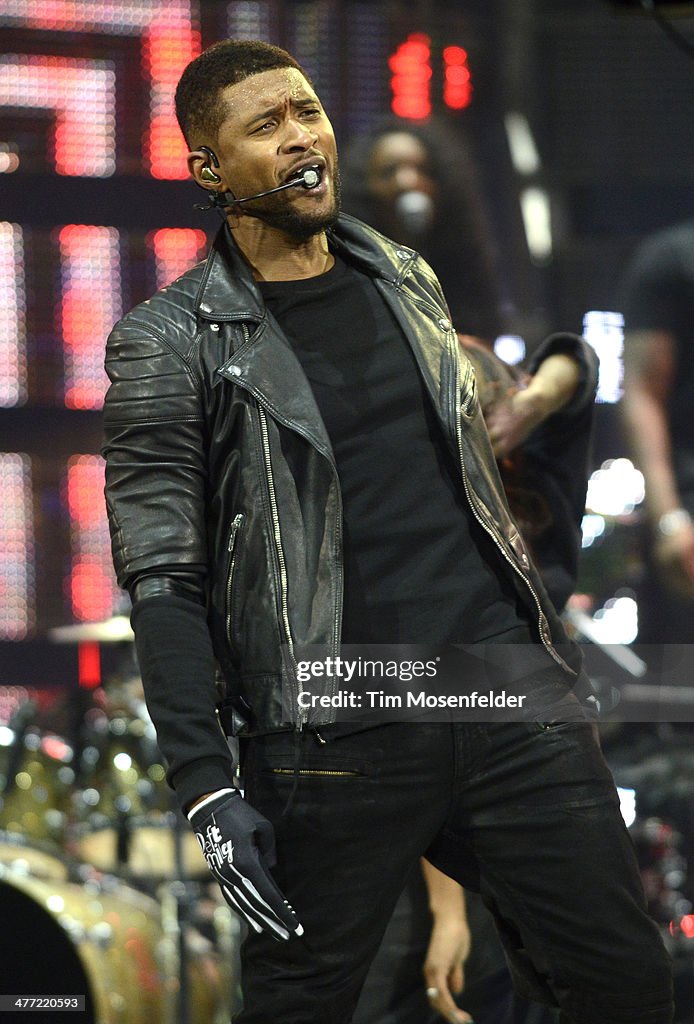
[1,1,694,1021]
[4,0,694,671]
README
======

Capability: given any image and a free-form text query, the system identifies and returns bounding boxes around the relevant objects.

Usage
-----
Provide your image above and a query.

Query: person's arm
[103,310,234,806]
[484,351,582,459]
[103,314,302,940]
[421,859,473,1024]
[621,328,694,595]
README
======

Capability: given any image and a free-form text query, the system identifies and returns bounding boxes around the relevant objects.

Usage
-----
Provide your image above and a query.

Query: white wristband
[187,787,235,821]
[656,508,692,537]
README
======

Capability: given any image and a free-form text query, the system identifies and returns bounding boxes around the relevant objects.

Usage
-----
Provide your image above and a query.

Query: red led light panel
[389,34,432,121]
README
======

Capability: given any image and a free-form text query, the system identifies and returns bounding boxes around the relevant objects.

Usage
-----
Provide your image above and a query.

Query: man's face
[205,67,340,240]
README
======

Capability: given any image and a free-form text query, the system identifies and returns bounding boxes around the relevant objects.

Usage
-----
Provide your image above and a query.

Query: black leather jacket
[103,215,591,799]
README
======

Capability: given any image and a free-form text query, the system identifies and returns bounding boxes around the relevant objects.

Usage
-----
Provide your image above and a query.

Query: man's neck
[227,215,334,282]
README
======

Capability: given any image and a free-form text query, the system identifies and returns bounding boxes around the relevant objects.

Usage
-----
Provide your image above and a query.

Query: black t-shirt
[258,256,528,645]
[619,219,694,500]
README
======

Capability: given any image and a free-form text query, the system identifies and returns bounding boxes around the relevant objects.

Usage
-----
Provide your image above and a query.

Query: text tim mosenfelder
[295,656,526,710]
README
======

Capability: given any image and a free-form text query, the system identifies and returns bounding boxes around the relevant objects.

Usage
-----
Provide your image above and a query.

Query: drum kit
[0,618,241,1024]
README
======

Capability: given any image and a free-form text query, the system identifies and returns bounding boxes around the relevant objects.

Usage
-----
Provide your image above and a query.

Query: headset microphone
[232,166,321,205]
[195,157,322,213]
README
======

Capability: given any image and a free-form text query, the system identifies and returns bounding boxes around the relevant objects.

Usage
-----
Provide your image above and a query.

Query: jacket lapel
[198,217,457,456]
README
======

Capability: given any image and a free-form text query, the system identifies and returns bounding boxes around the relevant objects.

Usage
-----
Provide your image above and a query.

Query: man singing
[103,39,672,1024]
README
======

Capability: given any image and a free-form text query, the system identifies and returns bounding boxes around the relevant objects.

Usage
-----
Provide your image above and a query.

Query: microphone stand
[172,798,193,1024]
[1,701,37,797]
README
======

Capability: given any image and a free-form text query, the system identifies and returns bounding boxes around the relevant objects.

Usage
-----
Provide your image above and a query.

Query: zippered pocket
[225,513,245,645]
[267,767,364,778]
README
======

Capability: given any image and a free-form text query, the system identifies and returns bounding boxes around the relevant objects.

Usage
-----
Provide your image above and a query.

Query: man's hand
[187,788,304,941]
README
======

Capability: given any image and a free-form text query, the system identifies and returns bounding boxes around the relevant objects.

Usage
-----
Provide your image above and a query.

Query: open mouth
[286,162,324,187]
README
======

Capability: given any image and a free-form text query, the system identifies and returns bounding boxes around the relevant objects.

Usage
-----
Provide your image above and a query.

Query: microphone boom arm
[194,166,321,215]
[232,166,321,205]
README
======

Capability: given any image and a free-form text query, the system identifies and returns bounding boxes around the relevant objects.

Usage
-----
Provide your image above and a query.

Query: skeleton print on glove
[188,787,304,941]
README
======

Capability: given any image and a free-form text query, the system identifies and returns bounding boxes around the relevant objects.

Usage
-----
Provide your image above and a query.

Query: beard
[243,166,342,241]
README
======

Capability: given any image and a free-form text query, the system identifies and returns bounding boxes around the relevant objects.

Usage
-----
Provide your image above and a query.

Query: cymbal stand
[171,802,194,1024]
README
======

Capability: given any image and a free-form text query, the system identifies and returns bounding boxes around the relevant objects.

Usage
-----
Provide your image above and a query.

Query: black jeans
[235,719,673,1024]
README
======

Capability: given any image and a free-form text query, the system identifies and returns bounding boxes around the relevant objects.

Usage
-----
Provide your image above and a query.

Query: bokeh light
[0,454,34,640]
[65,454,119,622]
[58,224,121,410]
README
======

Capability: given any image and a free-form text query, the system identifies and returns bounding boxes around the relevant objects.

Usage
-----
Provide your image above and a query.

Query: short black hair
[175,39,311,147]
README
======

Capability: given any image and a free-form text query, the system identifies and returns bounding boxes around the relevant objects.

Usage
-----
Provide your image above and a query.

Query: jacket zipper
[238,324,295,677]
[257,404,300,682]
[233,324,343,718]
[225,513,245,644]
[237,324,296,680]
[452,341,569,671]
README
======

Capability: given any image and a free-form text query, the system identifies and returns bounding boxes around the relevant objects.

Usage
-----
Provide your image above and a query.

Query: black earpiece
[199,145,220,166]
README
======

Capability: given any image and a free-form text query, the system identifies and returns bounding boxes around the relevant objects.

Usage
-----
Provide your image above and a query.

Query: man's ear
[188,149,225,191]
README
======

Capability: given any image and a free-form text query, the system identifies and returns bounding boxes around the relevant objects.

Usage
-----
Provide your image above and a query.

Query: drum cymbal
[49,616,134,643]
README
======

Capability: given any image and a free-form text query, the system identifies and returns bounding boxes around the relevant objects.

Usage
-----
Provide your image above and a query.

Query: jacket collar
[194,213,418,321]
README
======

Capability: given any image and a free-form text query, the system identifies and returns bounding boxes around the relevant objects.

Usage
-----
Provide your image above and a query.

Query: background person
[618,219,694,646]
[341,116,503,346]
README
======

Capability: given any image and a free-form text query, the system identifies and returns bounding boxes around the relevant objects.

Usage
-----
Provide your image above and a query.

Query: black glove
[187,788,303,941]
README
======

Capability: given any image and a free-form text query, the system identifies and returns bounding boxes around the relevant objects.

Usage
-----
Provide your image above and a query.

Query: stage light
[148,228,207,289]
[586,458,645,517]
[505,113,541,176]
[0,143,20,174]
[493,335,526,365]
[520,187,553,264]
[590,593,639,645]
[78,642,101,689]
[581,513,606,549]
[443,45,473,111]
[617,787,637,828]
[0,55,116,177]
[0,223,27,407]
[389,34,432,121]
[227,1,274,40]
[143,22,201,179]
[65,455,119,622]
[607,1,694,13]
[583,311,625,404]
[1,1,200,179]
[0,453,34,640]
[58,225,121,410]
